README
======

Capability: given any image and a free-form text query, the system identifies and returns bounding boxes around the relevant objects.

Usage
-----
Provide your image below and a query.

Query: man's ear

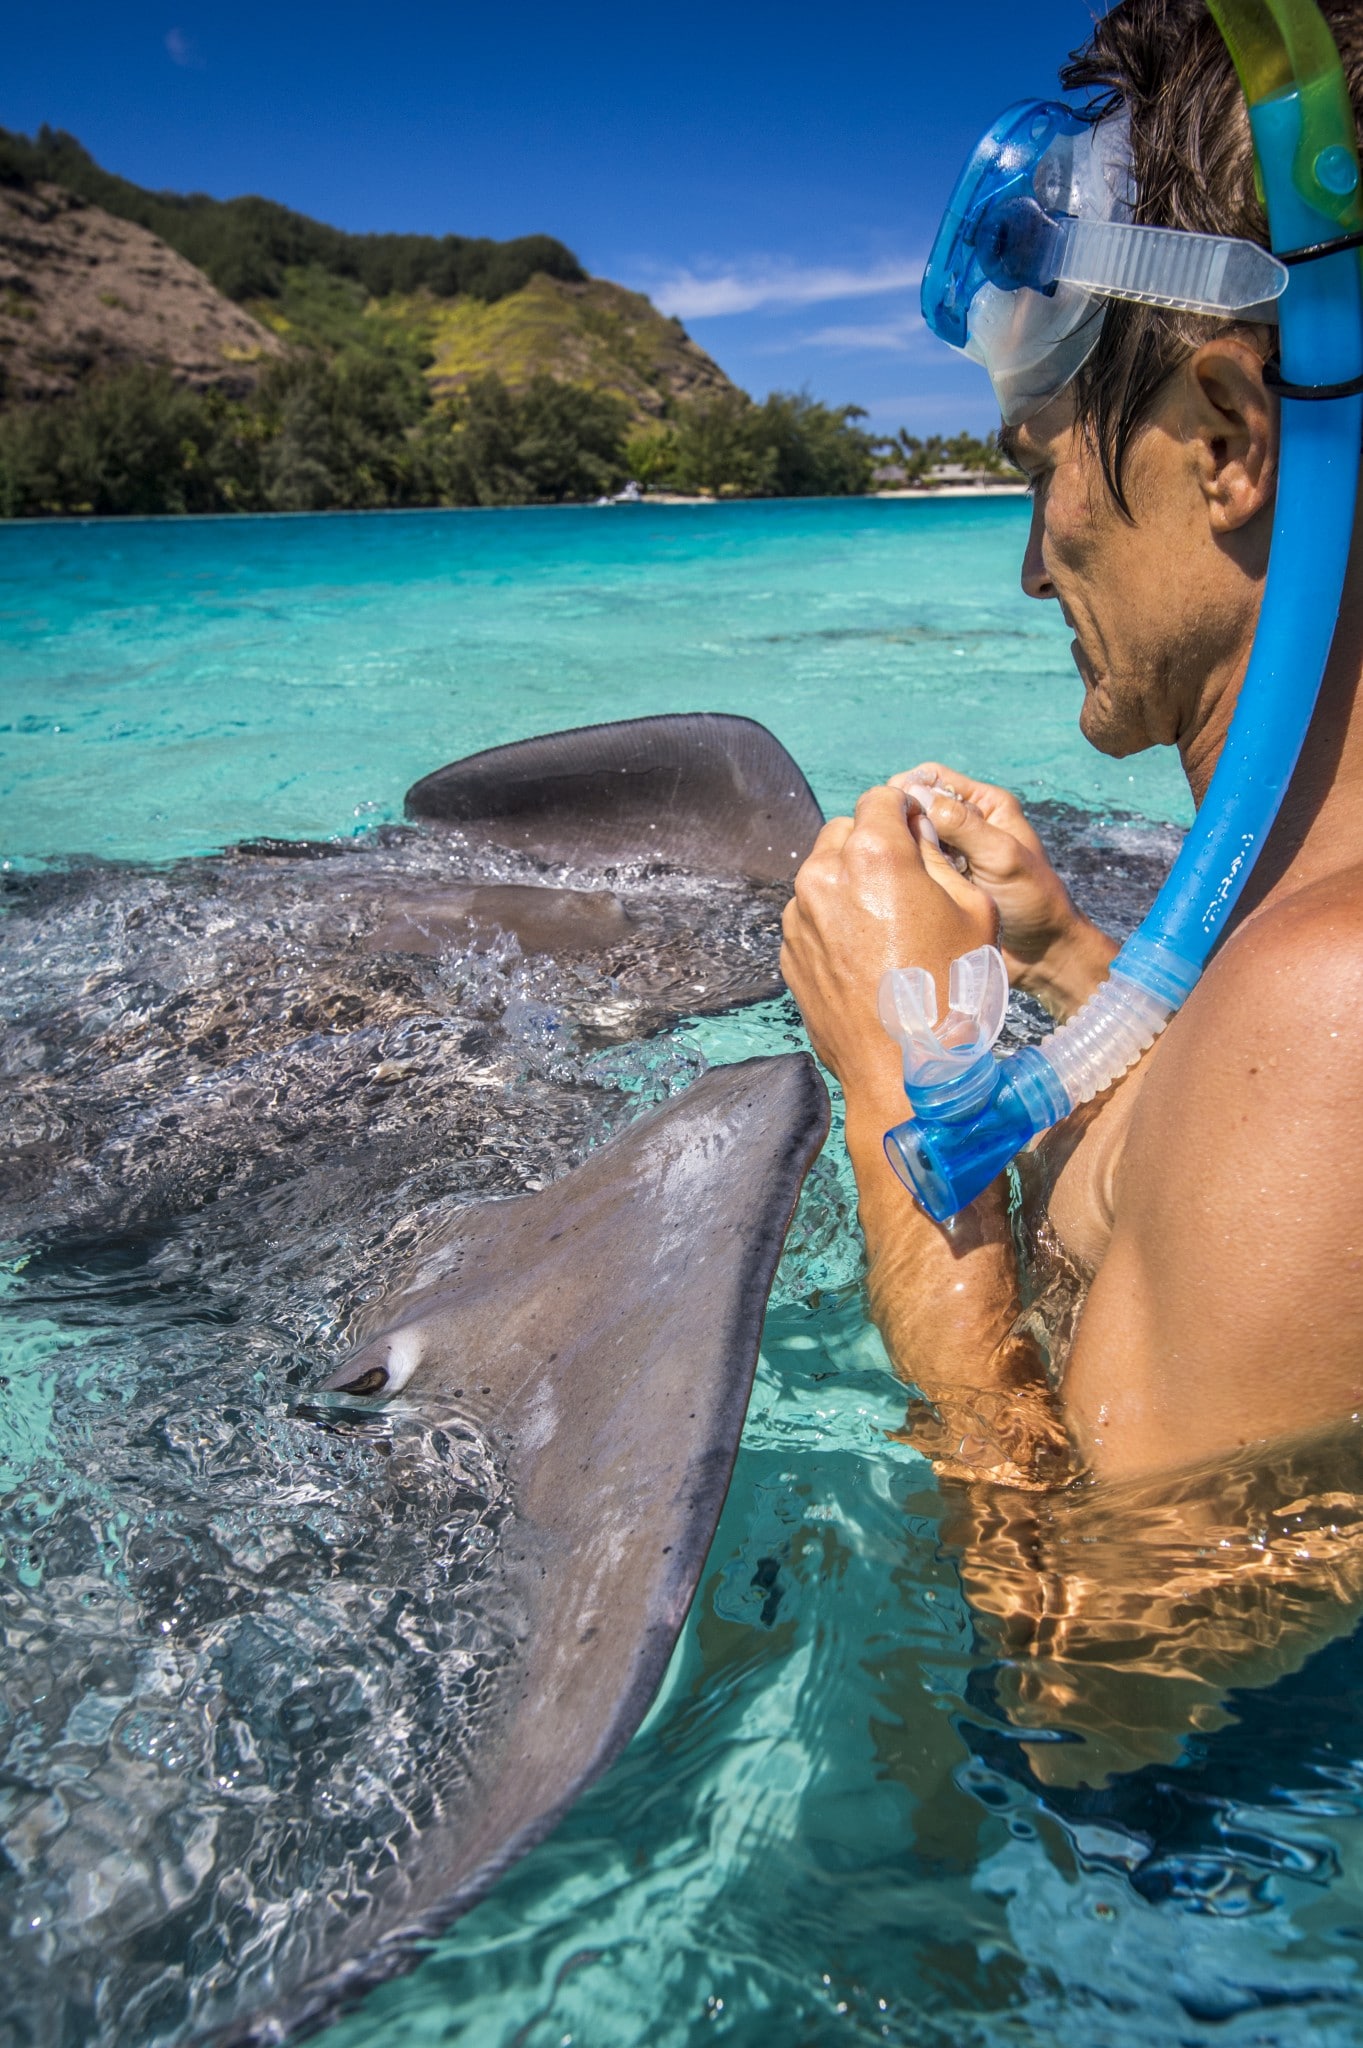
[1185,334,1277,538]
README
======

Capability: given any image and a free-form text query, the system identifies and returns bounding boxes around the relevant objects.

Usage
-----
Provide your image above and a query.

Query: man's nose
[1020,496,1056,601]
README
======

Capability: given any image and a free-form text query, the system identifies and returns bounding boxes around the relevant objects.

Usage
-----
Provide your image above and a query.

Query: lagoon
[1,497,1189,872]
[11,502,1363,2048]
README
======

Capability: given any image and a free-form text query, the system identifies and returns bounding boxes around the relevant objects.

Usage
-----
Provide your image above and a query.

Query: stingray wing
[230,1053,829,2044]
[404,712,824,885]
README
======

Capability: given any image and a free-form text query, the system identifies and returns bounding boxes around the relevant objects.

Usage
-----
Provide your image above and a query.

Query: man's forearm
[1017,916,1119,1022]
[844,1093,1018,1381]
[775,778,1082,1482]
[843,1089,1073,1485]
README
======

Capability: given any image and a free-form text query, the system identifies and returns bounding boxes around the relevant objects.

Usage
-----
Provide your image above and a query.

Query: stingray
[0,713,824,1241]
[0,714,831,2043]
[281,707,823,1006]
[404,708,821,883]
[0,1054,829,2048]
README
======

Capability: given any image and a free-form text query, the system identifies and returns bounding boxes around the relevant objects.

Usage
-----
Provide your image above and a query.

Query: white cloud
[747,312,933,358]
[165,26,205,68]
[651,258,922,320]
[802,315,927,352]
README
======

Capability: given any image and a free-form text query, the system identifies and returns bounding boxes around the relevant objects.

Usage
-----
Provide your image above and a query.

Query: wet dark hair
[1060,0,1363,515]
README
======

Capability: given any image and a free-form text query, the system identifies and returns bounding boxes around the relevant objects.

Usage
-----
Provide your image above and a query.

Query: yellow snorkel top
[1209,0,1363,229]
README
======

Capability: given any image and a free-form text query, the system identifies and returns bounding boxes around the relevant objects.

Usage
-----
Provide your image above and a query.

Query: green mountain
[250,265,734,424]
[0,124,584,305]
[0,126,878,516]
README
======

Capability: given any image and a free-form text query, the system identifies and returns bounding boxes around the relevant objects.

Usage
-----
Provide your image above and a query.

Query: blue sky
[7,0,1105,435]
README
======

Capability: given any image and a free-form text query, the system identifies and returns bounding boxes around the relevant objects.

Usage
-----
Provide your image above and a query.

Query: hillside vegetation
[0,125,583,305]
[400,274,732,418]
[0,127,881,515]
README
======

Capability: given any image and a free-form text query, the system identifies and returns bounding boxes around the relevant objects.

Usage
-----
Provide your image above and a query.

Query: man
[781,0,1363,1493]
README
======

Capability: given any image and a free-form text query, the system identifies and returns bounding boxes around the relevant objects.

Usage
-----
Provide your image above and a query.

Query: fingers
[847,785,935,880]
[809,814,854,858]
[790,814,852,921]
[852,783,912,832]
[795,816,851,883]
[802,787,918,876]
[791,787,924,925]
[894,762,1028,830]
[917,792,1027,883]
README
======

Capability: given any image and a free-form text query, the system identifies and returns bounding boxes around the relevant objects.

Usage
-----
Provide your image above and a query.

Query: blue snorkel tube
[884,0,1363,1224]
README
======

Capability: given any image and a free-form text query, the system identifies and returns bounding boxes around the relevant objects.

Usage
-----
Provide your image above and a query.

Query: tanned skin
[781,335,1363,1489]
[781,338,1363,1779]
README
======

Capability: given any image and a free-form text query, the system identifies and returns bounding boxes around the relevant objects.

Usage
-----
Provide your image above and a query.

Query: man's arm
[781,784,1085,1484]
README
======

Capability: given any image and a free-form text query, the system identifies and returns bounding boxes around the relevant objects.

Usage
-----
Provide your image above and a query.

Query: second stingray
[0,714,824,1240]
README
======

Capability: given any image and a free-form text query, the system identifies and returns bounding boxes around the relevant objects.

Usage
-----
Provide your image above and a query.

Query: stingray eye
[333,1365,389,1397]
[331,1327,423,1400]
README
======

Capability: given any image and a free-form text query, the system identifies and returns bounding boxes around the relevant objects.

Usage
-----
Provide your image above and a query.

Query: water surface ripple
[5,503,1362,2048]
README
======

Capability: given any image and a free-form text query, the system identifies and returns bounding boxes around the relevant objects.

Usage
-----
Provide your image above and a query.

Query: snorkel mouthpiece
[877,945,1028,1223]
[885,1041,1067,1225]
[880,945,1186,1221]
[889,0,1363,1223]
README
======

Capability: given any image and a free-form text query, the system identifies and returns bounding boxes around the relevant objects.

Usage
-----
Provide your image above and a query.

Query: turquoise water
[10,501,1363,2048]
[1,498,1189,871]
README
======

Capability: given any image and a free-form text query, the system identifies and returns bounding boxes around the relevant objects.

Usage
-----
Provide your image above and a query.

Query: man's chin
[1077,685,1144,760]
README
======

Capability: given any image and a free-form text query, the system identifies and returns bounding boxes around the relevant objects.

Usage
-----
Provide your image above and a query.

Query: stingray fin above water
[219,1052,829,2046]
[404,711,824,884]
[0,716,826,1237]
[339,711,827,1033]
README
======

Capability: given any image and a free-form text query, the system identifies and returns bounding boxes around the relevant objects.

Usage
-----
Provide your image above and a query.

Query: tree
[0,366,221,515]
[634,390,874,499]
[425,375,630,506]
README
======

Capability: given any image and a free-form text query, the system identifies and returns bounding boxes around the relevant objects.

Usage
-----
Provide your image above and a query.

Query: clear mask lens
[921,97,1285,423]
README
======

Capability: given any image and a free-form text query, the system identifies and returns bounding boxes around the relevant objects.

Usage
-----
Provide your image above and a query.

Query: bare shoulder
[1138,864,1363,1110]
[1116,859,1363,1318]
[1204,861,1363,1001]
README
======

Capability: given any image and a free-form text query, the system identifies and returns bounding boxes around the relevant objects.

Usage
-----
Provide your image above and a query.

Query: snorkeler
[781,0,1363,1487]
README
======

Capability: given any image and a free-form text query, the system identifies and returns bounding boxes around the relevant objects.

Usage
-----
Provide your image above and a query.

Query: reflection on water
[4,484,1362,2042]
[8,793,1363,2045]
[946,1424,1363,1792]
[945,1435,1363,2040]
[316,1290,1363,2047]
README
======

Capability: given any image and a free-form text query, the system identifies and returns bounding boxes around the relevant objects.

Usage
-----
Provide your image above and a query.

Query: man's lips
[1070,636,1094,688]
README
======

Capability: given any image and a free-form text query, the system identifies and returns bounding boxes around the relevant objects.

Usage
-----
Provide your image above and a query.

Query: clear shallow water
[7,502,1363,2048]
[1,498,1189,871]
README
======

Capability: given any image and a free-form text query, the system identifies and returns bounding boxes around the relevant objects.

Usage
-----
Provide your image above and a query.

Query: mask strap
[1264,361,1363,398]
[1280,226,1363,265]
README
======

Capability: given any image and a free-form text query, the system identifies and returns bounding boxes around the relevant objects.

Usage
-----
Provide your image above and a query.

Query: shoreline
[645,485,1030,504]
[0,485,1030,528]
[870,484,1028,500]
[646,485,1029,504]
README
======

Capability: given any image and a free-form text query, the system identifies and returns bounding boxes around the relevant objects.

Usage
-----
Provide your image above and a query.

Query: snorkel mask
[883,0,1363,1223]
[922,97,1289,421]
